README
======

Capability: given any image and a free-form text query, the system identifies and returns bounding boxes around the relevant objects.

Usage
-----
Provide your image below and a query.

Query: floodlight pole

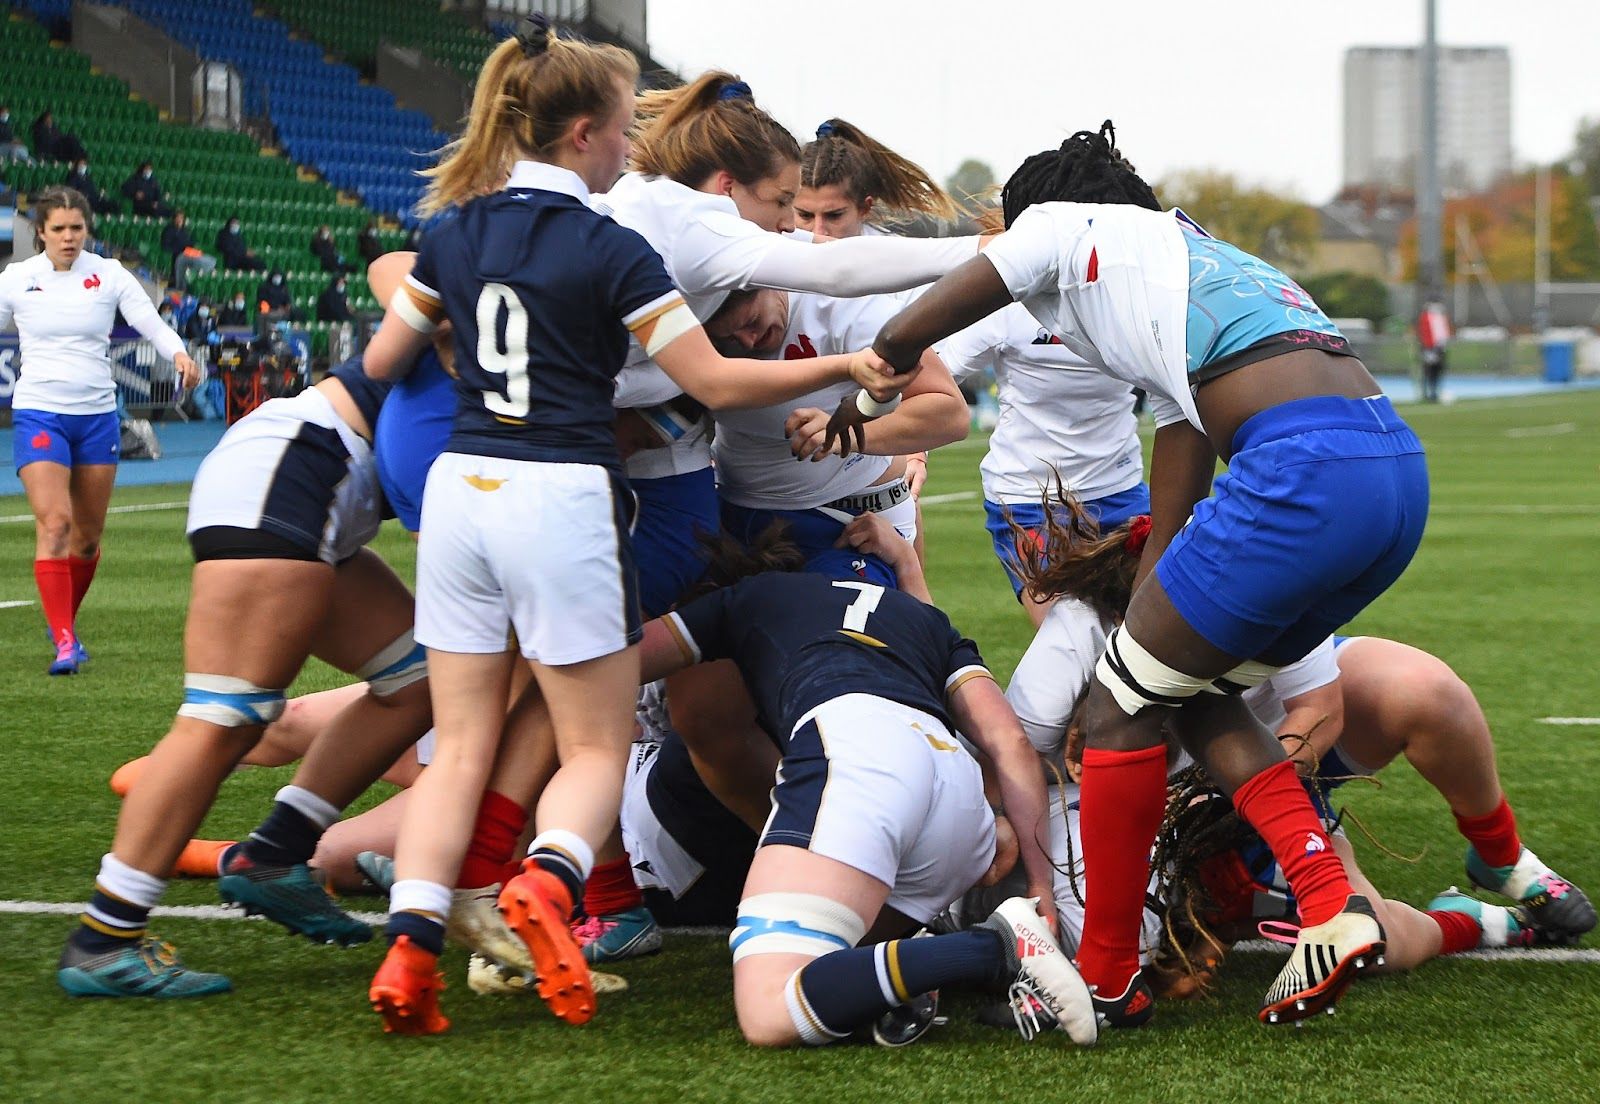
[1417,0,1444,312]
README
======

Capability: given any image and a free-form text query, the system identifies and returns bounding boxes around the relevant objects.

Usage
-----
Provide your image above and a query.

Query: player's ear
[711,168,737,198]
[570,114,594,152]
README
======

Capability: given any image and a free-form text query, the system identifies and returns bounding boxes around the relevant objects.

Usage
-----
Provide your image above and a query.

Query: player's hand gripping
[174,351,201,391]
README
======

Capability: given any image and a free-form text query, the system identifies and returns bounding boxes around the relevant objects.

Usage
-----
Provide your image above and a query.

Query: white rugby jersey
[1005,597,1114,759]
[712,289,906,511]
[594,173,980,479]
[0,251,186,414]
[982,202,1198,431]
[939,301,1143,506]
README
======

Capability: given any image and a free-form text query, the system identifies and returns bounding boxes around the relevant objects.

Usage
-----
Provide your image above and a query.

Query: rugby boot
[354,850,395,895]
[58,936,232,998]
[219,854,372,946]
[1260,894,1385,1025]
[447,883,534,971]
[1427,887,1537,949]
[466,952,629,997]
[48,634,79,676]
[1467,846,1597,943]
[370,935,450,1035]
[172,839,233,879]
[108,755,149,797]
[1090,970,1155,1029]
[498,863,596,1025]
[573,906,663,964]
[977,896,1098,1046]
[868,990,941,1047]
[45,625,88,664]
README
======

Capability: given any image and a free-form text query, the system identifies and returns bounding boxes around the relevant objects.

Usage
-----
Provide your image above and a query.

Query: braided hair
[1000,120,1160,228]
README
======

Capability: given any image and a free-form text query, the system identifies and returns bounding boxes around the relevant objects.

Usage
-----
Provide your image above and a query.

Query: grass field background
[3,393,1599,1103]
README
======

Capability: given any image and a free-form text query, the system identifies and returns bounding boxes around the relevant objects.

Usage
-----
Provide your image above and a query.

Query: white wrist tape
[856,390,902,417]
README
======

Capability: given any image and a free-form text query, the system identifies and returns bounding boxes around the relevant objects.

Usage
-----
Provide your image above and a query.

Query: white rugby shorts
[414,452,640,664]
[763,693,994,923]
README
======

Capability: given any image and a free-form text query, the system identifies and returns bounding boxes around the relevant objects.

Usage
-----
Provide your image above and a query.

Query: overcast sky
[645,0,1598,204]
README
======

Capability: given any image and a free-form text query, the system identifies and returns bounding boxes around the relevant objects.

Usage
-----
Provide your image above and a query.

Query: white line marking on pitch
[0,599,35,610]
[919,491,979,506]
[0,500,187,524]
[1430,504,1600,515]
[1,900,1595,962]
[1504,422,1578,438]
[1540,717,1600,726]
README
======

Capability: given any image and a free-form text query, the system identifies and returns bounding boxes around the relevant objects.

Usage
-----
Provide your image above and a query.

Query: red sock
[583,856,643,917]
[1076,744,1168,995]
[457,790,527,889]
[1232,759,1352,928]
[34,558,74,646]
[1454,797,1521,868]
[1427,909,1482,955]
[68,551,100,620]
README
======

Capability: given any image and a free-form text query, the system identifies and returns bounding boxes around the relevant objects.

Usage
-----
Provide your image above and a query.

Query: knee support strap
[1096,628,1283,716]
[177,674,287,728]
[729,892,866,964]
[356,630,428,697]
[1095,626,1220,716]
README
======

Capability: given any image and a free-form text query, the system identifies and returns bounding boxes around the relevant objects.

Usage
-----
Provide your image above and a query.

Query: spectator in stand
[315,273,353,323]
[402,226,421,252]
[160,210,217,290]
[65,158,119,217]
[120,161,173,219]
[309,224,353,274]
[357,218,385,266]
[185,300,219,344]
[218,290,251,328]
[30,110,87,164]
[215,214,265,272]
[256,268,302,325]
[1416,300,1451,404]
[1,105,34,162]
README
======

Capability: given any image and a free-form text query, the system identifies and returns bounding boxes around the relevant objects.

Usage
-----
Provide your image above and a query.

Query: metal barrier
[110,336,204,420]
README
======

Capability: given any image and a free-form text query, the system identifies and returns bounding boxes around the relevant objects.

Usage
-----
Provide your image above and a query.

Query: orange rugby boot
[369,935,450,1036]
[497,863,595,1025]
[172,839,234,879]
[109,755,150,797]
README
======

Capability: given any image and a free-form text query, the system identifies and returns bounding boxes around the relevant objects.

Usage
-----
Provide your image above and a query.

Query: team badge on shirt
[83,274,101,291]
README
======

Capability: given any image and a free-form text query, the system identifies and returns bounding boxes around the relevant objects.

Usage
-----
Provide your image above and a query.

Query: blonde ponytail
[420,20,638,215]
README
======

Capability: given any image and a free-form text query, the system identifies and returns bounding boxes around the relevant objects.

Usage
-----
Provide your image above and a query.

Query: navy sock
[71,890,152,954]
[795,929,1005,1039]
[386,910,445,956]
[528,848,584,916]
[240,801,322,867]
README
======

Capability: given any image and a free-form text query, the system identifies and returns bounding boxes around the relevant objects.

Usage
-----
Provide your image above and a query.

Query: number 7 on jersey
[833,581,884,632]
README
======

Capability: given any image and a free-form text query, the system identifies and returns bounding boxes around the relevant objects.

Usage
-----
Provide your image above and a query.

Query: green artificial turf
[2,393,1598,1104]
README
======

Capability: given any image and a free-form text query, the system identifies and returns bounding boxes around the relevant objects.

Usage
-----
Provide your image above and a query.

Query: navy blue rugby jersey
[665,571,990,741]
[399,163,681,471]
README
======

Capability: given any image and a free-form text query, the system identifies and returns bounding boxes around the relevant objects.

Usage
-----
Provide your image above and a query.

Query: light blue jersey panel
[1182,229,1343,375]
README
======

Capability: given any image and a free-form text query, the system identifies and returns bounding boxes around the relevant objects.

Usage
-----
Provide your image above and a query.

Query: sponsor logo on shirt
[24,279,43,293]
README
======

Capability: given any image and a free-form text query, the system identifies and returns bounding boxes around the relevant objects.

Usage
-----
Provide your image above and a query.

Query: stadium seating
[263,0,498,83]
[0,10,403,330]
[106,0,449,226]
